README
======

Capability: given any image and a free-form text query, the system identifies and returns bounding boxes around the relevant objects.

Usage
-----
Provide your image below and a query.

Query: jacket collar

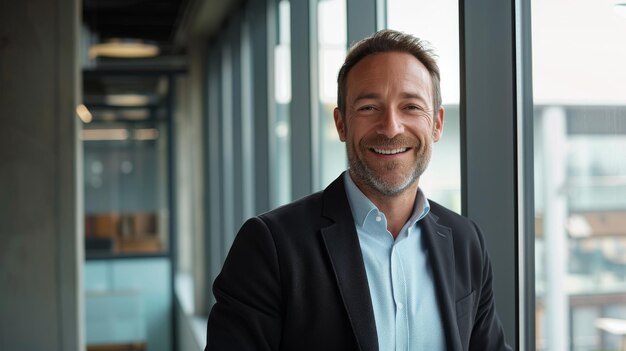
[320,174,379,351]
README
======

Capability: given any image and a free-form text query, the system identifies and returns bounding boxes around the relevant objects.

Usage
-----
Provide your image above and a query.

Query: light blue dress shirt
[343,172,445,351]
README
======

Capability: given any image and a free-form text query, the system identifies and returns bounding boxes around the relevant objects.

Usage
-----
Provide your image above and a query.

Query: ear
[432,106,445,142]
[334,107,347,142]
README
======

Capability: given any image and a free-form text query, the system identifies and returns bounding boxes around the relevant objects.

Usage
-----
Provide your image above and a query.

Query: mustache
[361,135,420,148]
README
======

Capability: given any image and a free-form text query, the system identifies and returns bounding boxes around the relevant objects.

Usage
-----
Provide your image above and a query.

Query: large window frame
[461,0,534,349]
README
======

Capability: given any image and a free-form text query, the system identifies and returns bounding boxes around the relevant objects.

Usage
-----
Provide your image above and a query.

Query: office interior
[2,0,626,350]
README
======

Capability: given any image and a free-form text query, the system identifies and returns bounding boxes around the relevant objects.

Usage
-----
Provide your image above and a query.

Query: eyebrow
[353,92,380,103]
[399,92,428,101]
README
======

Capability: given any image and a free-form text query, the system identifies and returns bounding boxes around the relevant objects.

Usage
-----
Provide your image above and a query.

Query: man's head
[333,30,444,198]
[336,29,442,118]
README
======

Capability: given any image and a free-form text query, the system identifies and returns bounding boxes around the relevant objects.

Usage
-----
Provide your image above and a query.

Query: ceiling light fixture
[121,109,150,121]
[134,128,160,140]
[81,129,129,141]
[76,104,93,123]
[89,39,159,59]
[105,94,150,106]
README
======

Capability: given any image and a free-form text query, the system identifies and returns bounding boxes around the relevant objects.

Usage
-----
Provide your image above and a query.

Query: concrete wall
[0,0,82,350]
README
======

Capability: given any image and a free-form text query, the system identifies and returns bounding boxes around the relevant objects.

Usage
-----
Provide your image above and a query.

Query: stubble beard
[347,135,433,197]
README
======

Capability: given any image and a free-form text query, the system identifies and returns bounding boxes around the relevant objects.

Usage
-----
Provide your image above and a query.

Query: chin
[371,173,418,196]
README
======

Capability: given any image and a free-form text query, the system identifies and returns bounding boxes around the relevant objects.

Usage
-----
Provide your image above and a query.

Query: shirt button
[375,216,382,222]
[397,303,404,310]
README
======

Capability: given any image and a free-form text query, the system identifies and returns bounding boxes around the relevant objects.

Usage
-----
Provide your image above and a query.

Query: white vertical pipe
[542,106,569,351]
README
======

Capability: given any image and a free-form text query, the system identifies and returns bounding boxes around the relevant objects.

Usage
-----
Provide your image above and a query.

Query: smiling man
[206,29,512,351]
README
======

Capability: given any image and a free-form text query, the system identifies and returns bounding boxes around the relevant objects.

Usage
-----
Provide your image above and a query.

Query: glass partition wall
[82,73,172,257]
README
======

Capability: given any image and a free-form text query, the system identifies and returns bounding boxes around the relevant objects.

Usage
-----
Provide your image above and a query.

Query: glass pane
[316,0,347,189]
[387,0,461,213]
[82,75,170,256]
[273,0,292,207]
[532,2,626,350]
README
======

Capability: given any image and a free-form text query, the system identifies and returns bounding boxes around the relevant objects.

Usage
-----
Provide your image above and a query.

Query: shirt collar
[344,172,377,227]
[343,171,430,228]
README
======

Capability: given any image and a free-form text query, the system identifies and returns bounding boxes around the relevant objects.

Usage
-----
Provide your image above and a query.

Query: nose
[377,107,404,138]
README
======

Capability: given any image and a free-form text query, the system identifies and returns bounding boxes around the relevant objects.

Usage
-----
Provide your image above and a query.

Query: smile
[371,147,408,155]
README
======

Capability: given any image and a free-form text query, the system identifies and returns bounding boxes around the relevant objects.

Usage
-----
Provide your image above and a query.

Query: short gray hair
[336,29,441,117]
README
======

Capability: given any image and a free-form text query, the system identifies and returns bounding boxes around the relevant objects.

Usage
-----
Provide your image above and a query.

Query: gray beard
[347,143,432,197]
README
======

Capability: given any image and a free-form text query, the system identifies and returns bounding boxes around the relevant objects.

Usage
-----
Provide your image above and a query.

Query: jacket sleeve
[469,220,513,351]
[206,217,283,351]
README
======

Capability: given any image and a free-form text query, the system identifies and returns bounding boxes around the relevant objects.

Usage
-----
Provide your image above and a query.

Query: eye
[405,104,424,111]
[357,105,378,112]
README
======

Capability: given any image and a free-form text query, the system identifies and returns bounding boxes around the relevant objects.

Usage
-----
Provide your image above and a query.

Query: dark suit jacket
[206,174,511,351]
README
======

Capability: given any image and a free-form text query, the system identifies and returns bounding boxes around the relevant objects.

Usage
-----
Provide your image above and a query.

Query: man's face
[333,51,444,197]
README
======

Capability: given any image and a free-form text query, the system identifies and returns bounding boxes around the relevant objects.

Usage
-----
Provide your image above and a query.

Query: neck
[349,173,418,238]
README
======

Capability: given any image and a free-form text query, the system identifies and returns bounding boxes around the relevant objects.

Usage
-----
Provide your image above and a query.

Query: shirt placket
[391,241,409,351]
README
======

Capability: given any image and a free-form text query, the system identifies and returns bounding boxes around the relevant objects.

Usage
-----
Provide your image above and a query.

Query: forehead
[345,51,433,101]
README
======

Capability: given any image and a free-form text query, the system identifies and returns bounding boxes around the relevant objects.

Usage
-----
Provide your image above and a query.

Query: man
[206,29,511,351]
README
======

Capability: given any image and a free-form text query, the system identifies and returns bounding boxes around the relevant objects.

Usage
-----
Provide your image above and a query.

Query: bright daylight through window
[532,1,626,350]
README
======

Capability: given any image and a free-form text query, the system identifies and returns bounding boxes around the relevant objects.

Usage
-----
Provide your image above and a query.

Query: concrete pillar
[0,0,82,350]
[542,106,569,351]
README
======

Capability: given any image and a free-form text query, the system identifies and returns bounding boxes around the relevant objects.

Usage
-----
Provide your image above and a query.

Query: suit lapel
[422,213,463,351]
[320,176,378,351]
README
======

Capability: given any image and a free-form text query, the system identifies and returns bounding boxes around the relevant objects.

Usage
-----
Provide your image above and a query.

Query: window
[316,0,347,189]
[272,0,292,207]
[532,1,626,349]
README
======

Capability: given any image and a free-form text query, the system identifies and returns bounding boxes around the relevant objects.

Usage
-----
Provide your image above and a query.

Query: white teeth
[373,148,407,155]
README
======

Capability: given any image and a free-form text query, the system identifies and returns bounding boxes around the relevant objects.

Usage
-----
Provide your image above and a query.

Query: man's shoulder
[428,199,468,225]
[255,190,335,236]
[258,175,348,226]
[260,190,324,219]
[428,199,483,244]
